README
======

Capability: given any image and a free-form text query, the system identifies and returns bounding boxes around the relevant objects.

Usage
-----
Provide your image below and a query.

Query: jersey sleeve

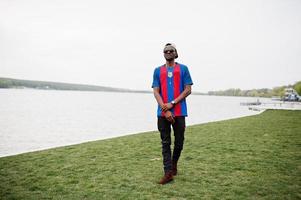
[183,66,193,86]
[152,67,160,88]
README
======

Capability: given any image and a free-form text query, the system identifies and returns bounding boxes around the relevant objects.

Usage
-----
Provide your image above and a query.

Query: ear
[174,50,178,59]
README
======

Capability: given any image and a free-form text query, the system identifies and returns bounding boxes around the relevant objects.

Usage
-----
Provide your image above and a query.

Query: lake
[0,89,265,157]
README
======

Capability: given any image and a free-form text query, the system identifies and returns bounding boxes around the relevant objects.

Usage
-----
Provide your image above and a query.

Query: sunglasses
[164,50,175,54]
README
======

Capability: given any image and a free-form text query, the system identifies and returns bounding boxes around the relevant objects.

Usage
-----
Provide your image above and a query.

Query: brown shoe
[158,171,173,185]
[171,161,177,176]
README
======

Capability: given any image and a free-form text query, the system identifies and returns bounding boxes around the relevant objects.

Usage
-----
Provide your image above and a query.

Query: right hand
[161,104,168,112]
[164,111,175,124]
[161,103,173,112]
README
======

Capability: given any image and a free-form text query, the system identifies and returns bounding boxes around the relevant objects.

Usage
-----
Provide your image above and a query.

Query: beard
[165,57,174,62]
[164,54,175,61]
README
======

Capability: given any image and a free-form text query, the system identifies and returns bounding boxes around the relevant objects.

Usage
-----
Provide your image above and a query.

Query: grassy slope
[0,110,300,199]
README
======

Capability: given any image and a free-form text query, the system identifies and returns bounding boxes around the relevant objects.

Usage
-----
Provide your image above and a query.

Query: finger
[171,117,175,123]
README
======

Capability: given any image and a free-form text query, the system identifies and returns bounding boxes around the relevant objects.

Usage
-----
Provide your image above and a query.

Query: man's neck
[166,60,175,67]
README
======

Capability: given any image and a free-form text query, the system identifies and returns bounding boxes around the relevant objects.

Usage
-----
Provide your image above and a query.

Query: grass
[0,110,300,199]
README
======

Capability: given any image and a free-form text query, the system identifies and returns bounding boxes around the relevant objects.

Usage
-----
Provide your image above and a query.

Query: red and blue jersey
[152,62,193,117]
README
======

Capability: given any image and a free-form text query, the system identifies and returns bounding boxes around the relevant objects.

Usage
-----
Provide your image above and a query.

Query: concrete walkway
[248,102,301,111]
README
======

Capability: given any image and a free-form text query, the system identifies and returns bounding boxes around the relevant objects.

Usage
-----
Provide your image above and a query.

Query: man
[152,43,193,184]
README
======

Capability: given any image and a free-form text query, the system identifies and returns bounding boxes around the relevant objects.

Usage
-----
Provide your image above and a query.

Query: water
[0,89,264,157]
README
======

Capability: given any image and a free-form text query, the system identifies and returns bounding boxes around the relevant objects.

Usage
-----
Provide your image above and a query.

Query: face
[163,46,176,61]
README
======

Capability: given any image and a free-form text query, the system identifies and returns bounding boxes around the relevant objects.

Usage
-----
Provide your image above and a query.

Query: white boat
[283,88,300,101]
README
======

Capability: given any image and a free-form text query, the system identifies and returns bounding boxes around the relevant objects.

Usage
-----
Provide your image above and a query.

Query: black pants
[157,116,186,174]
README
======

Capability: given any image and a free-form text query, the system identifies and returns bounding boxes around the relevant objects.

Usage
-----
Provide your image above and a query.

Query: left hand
[164,111,175,124]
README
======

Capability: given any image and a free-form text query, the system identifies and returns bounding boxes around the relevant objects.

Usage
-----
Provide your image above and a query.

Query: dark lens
[164,50,174,54]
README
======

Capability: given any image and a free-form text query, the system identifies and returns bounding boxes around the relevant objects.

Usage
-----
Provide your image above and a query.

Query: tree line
[208,81,301,97]
[1,77,300,98]
[0,77,136,93]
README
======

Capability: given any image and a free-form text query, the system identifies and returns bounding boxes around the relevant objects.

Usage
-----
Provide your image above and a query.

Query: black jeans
[157,116,186,174]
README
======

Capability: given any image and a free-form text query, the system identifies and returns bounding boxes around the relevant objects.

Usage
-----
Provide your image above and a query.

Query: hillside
[0,77,149,93]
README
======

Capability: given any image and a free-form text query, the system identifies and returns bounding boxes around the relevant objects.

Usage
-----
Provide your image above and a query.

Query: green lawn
[1,110,300,199]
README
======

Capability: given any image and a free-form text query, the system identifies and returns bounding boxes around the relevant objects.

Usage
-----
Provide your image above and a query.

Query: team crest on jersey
[168,72,173,78]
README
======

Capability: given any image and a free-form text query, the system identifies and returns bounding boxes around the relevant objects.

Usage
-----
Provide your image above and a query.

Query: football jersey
[152,62,193,117]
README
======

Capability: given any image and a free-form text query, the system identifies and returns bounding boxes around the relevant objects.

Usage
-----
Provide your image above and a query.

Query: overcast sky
[0,0,300,92]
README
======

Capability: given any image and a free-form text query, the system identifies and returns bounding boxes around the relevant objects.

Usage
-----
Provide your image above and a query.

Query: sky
[0,0,300,93]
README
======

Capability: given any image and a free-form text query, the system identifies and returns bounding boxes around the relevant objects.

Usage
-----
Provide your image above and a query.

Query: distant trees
[0,77,140,93]
[208,81,300,97]
[271,86,286,97]
[1,77,300,97]
[0,79,11,88]
[293,81,301,95]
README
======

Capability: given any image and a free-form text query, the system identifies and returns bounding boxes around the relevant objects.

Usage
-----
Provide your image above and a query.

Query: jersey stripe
[173,64,182,116]
[167,68,174,114]
[160,66,168,116]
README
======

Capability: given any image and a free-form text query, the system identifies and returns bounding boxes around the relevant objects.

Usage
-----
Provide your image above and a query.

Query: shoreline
[0,110,265,158]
